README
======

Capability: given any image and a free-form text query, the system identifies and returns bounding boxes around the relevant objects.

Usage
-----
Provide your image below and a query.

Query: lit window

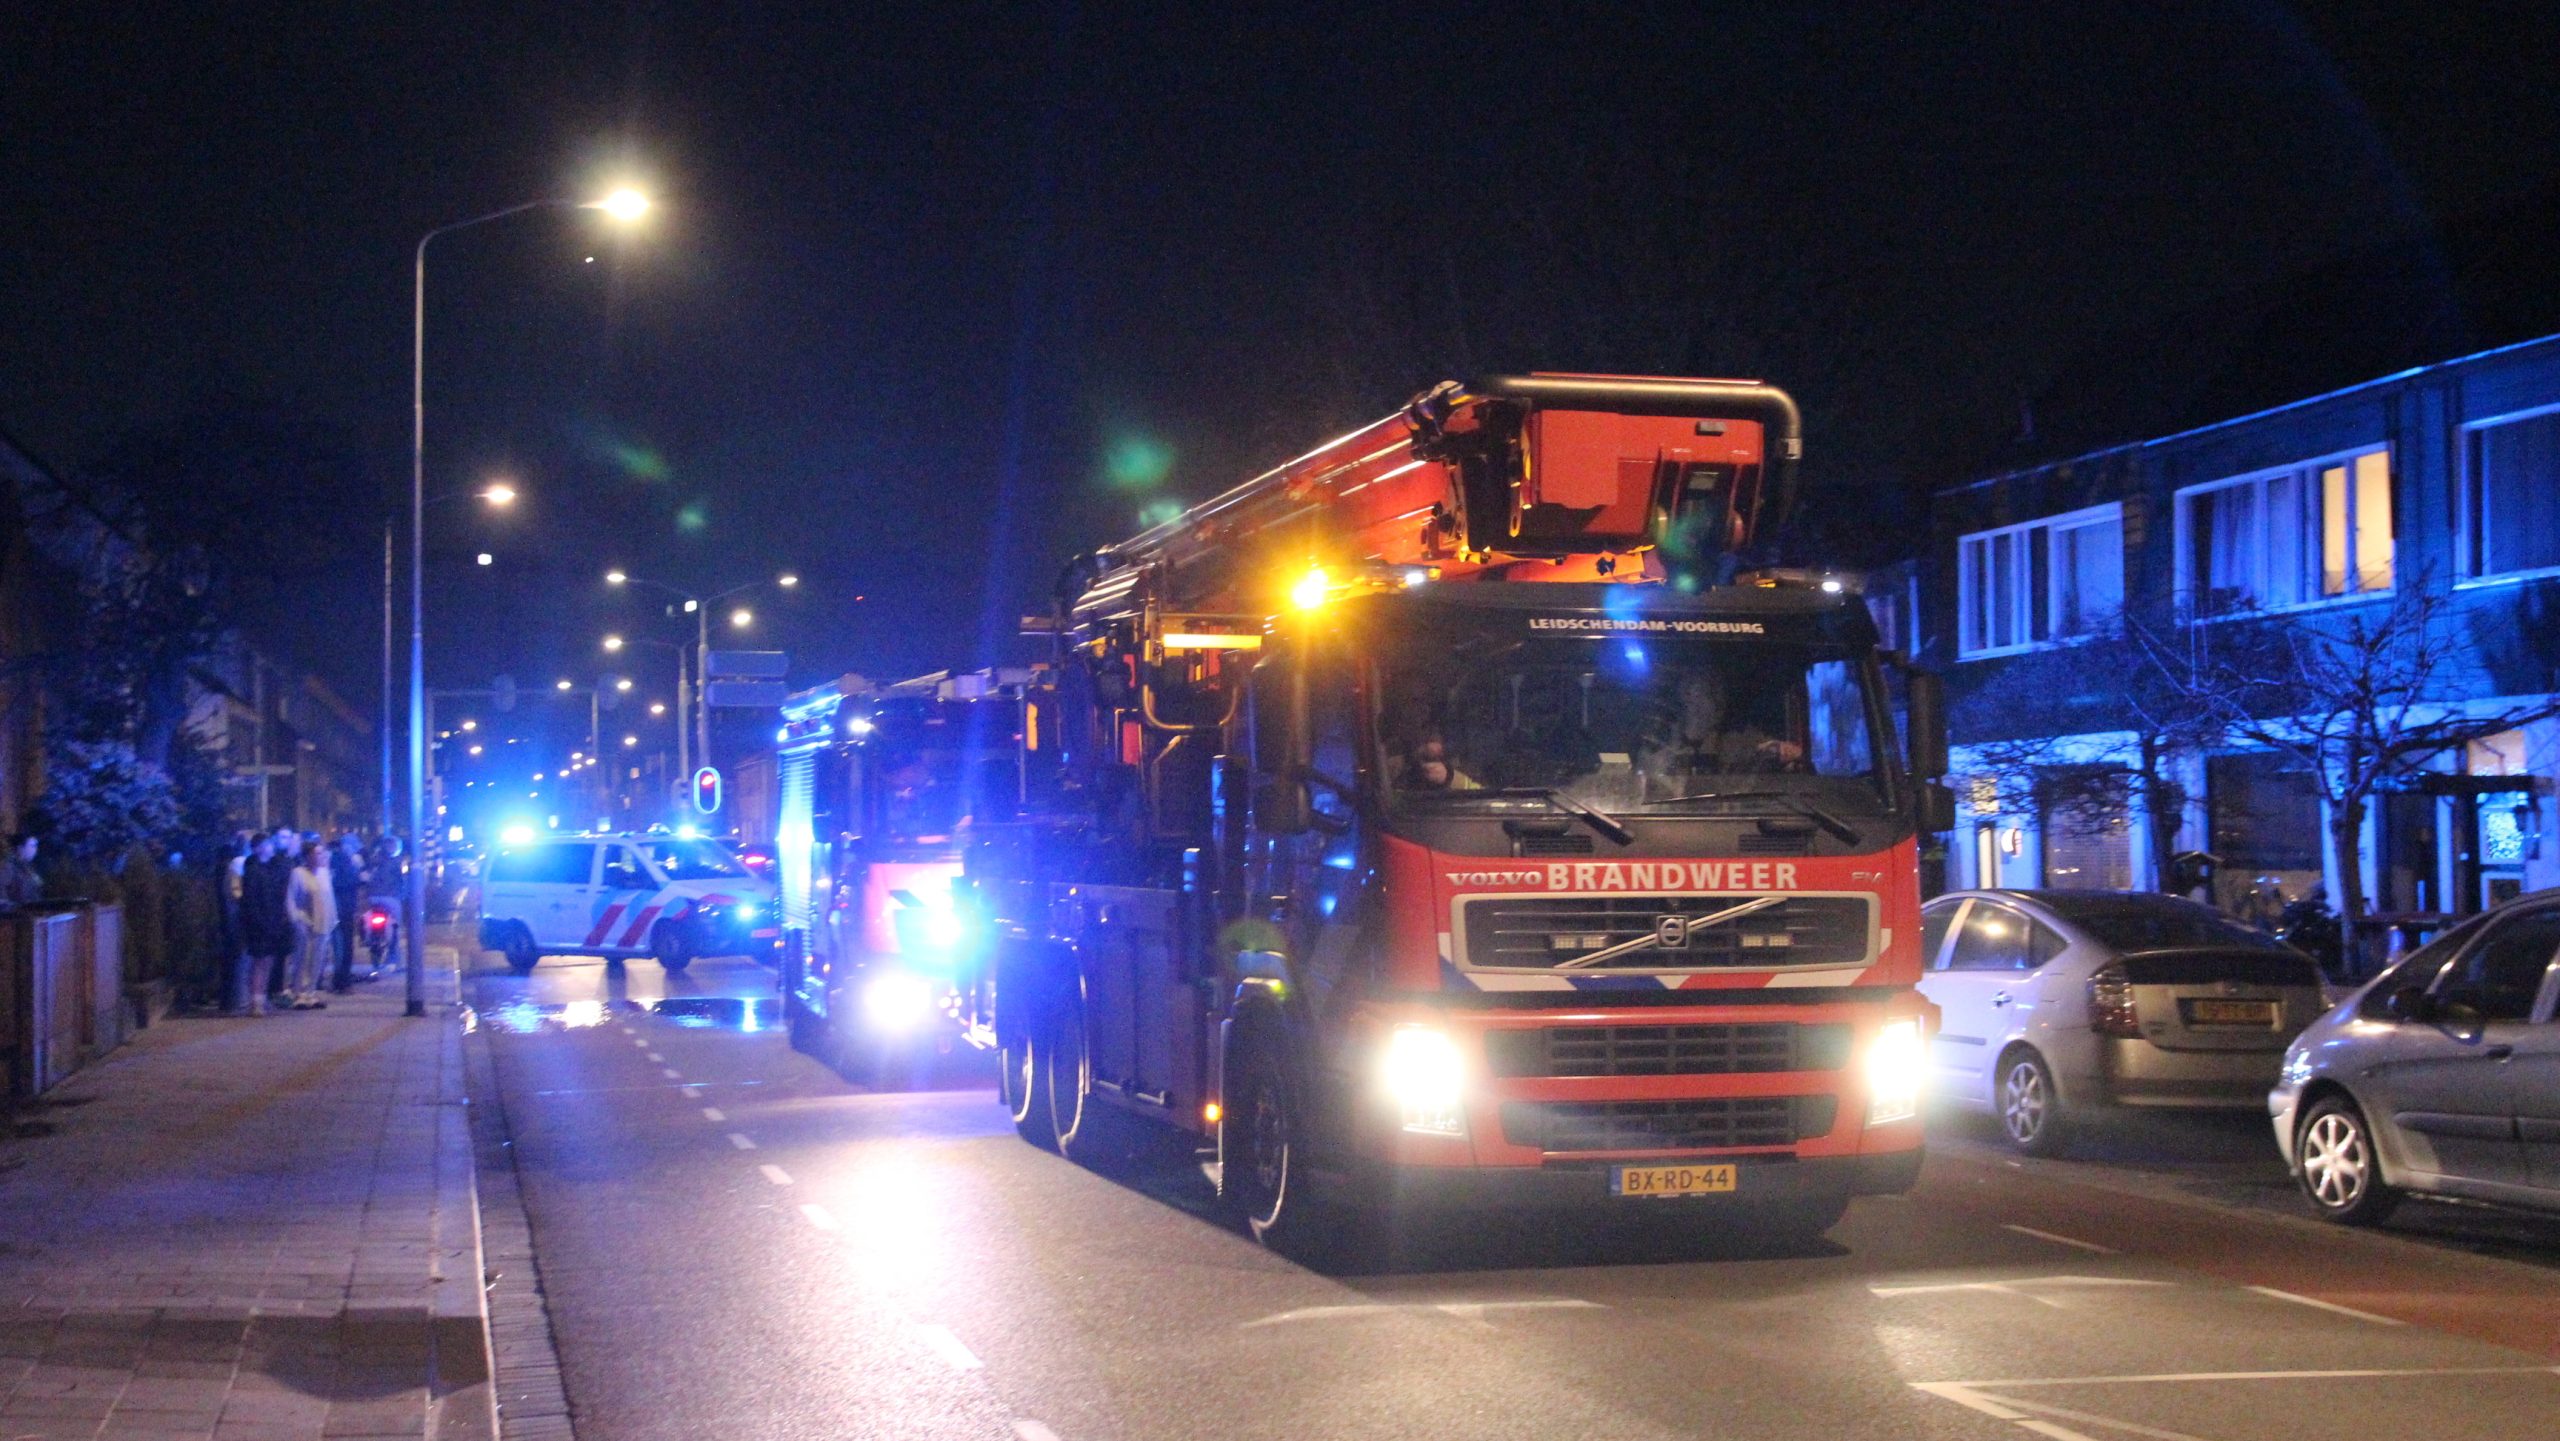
[1955,504,2123,658]
[2177,448,2392,613]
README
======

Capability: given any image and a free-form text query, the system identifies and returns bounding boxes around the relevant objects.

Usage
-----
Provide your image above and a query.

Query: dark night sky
[8,2,2560,775]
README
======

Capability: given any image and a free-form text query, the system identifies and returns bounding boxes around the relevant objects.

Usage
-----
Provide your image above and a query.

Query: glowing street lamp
[406,186,649,1015]
[730,607,753,629]
[602,634,625,652]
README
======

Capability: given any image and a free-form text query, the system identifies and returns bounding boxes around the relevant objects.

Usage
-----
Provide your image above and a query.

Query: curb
[428,948,502,1441]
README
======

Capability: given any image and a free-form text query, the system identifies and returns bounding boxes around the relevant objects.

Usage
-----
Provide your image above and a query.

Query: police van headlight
[1382,1024,1467,1137]
[1864,1017,1926,1126]
[732,900,759,923]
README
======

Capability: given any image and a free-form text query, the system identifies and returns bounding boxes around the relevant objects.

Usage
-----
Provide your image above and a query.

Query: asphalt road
[464,947,2560,1441]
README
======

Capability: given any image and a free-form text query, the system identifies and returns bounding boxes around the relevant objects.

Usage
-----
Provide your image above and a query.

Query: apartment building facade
[1921,332,2560,925]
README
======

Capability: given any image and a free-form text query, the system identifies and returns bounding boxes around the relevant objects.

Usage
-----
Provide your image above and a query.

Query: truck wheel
[1220,1037,1343,1260]
[1003,1026,1057,1151]
[501,925,539,975]
[652,922,696,972]
[1045,1004,1107,1163]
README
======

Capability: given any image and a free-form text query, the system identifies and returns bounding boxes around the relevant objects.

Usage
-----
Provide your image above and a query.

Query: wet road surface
[465,945,2560,1441]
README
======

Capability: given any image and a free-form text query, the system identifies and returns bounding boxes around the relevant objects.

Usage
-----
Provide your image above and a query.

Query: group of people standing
[221,828,404,1015]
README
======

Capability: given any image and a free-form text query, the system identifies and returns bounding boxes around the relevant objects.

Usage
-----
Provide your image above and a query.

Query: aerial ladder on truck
[965,374,1953,1255]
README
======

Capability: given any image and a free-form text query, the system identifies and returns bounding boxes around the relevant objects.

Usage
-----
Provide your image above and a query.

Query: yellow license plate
[1612,1163,1739,1198]
[2186,998,2277,1026]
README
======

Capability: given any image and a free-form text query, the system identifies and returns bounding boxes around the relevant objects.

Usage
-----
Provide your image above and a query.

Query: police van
[478,832,779,973]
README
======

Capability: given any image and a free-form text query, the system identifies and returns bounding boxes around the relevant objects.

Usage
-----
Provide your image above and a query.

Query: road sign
[692,767,723,815]
[703,679,789,708]
[705,649,788,679]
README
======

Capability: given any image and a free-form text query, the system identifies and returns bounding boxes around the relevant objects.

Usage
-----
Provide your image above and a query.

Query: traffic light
[691,766,723,816]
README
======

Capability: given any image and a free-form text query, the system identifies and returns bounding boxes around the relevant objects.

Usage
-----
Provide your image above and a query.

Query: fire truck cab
[970,375,1952,1253]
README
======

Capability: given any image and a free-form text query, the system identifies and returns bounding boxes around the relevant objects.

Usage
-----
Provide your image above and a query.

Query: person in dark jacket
[241,830,296,1015]
[0,832,44,909]
[330,832,367,990]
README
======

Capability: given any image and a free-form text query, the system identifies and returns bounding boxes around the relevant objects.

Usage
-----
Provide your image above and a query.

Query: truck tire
[1045,1002,1107,1163]
[1003,1025,1057,1151]
[1219,1034,1345,1261]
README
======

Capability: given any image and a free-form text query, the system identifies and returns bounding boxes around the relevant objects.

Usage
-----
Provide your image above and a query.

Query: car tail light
[365,910,390,932]
[2088,962,2140,1038]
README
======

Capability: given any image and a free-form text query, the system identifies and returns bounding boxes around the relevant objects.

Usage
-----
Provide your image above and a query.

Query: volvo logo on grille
[1654,915,1692,949]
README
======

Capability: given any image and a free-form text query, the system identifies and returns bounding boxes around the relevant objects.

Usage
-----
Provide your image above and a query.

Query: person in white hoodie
[285,845,337,1011]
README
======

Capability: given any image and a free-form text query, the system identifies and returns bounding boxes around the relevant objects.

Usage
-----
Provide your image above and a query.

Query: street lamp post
[604,569,793,789]
[408,190,646,1017]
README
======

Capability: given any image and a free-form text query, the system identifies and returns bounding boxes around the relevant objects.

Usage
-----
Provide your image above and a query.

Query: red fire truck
[968,374,1951,1252]
[772,670,1032,1081]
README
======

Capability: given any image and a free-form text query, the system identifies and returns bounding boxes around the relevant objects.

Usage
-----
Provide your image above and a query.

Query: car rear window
[2043,897,2287,953]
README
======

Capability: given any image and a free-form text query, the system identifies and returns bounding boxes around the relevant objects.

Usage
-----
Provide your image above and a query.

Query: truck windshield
[1375,631,1886,814]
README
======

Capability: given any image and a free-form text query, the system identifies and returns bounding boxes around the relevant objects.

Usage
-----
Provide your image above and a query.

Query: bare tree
[1959,605,2227,891]
[2186,577,2560,967]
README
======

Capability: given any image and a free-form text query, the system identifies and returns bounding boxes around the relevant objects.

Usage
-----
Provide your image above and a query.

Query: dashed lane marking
[727,1132,758,1150]
[681,1086,704,1099]
[2002,1224,2117,1254]
[1924,1364,2560,1389]
[701,1106,727,1122]
[758,1164,793,1186]
[1012,1423,1061,1441]
[799,1203,839,1231]
[646,1051,665,1062]
[1243,1299,1603,1329]
[1871,1276,2169,1307]
[916,1324,982,1371]
[662,1067,683,1080]
[2244,1285,2406,1326]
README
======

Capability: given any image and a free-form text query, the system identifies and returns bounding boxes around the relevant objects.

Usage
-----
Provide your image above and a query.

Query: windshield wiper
[1635,788,1863,845]
[1484,787,1634,846]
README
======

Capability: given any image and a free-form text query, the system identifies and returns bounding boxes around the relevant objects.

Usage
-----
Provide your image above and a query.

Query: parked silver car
[2271,897,2560,1224]
[1920,890,2329,1153]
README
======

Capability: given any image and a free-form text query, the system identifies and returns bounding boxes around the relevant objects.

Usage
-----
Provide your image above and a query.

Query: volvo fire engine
[968,374,1952,1251]
[772,669,1031,1080]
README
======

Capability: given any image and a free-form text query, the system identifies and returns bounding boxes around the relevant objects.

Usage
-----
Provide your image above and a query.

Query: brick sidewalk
[0,954,492,1441]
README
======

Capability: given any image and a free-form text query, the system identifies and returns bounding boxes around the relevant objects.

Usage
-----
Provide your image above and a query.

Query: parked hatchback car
[478,833,779,974]
[1920,890,2329,1153]
[2271,896,2560,1224]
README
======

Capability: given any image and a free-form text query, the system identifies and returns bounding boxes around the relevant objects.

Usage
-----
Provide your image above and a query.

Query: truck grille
[1484,1022,1854,1078]
[1500,1096,1838,1153]
[1458,895,1870,970]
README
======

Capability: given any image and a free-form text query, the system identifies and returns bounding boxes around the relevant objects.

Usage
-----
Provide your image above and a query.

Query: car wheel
[652,921,695,972]
[501,925,539,975]
[2296,1095,2400,1225]
[1997,1048,2067,1156]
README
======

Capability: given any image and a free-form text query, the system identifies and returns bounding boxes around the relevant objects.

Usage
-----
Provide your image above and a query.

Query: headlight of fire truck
[1382,1024,1467,1137]
[1864,1017,1926,1127]
[862,971,937,1031]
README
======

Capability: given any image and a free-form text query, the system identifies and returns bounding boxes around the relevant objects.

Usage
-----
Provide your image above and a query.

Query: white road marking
[681,1086,704,1100]
[700,1106,727,1122]
[646,1051,665,1062]
[662,1067,683,1080]
[799,1203,839,1231]
[727,1132,758,1150]
[916,1324,982,1370]
[2244,1285,2406,1326]
[1926,1364,2560,1389]
[2002,1224,2117,1254]
[630,1036,648,1047]
[1996,1394,2217,1441]
[1013,1423,1061,1441]
[1242,1299,1603,1329]
[1910,1384,2026,1420]
[758,1164,793,1186]
[1870,1276,2168,1307]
